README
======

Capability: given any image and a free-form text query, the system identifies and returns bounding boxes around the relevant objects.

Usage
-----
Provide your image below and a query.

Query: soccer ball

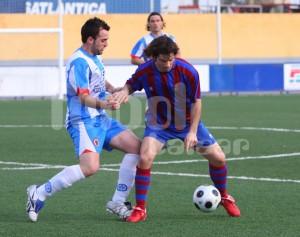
[193,184,221,212]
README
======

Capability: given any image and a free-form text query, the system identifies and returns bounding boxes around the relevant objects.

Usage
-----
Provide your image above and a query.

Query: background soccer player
[130,11,180,66]
[114,36,241,222]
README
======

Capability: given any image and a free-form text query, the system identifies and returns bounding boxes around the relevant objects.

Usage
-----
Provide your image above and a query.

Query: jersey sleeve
[125,66,146,92]
[68,58,90,95]
[191,74,201,102]
[186,67,201,102]
[126,75,141,92]
[168,34,176,43]
[130,38,146,58]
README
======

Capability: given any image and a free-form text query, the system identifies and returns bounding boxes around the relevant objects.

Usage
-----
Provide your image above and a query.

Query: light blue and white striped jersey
[130,32,176,62]
[65,46,107,128]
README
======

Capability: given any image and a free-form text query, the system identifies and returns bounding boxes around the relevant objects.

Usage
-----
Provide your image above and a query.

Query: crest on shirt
[93,138,99,147]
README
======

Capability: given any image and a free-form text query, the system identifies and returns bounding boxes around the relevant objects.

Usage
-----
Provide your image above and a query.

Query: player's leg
[126,135,165,223]
[196,142,226,194]
[195,124,241,217]
[197,143,241,217]
[26,122,104,222]
[108,129,141,202]
[105,128,141,218]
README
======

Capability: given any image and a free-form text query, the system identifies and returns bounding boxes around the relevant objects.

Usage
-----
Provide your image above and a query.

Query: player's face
[155,53,175,73]
[148,15,164,33]
[91,29,109,55]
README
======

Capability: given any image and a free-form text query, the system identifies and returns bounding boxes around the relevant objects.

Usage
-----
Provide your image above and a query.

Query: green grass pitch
[0,94,299,237]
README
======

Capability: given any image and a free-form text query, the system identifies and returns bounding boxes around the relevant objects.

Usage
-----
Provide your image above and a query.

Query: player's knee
[80,163,99,177]
[199,146,226,165]
[139,154,154,168]
[89,164,100,175]
[210,145,226,163]
[214,152,226,165]
[86,167,99,177]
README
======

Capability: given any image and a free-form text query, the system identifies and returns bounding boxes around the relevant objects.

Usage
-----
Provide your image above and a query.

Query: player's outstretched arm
[105,81,123,94]
[112,85,133,104]
[131,57,145,66]
[184,99,202,150]
[78,92,120,110]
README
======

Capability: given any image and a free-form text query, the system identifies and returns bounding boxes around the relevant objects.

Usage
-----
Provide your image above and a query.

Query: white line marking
[92,168,300,184]
[1,125,300,133]
[150,152,300,165]
[0,160,64,167]
[2,152,298,169]
[0,166,66,170]
[1,152,300,183]
[208,126,300,133]
[0,125,62,128]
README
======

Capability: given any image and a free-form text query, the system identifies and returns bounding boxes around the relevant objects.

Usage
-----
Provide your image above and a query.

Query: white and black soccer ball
[193,184,221,212]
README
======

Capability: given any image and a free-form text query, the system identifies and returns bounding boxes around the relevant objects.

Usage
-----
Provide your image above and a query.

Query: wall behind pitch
[0,14,300,61]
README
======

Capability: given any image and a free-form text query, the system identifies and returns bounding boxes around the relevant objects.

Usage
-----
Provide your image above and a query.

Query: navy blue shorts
[143,122,216,147]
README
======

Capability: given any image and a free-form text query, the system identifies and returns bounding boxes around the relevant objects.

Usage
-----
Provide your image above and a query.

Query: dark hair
[144,35,179,59]
[146,12,165,31]
[81,17,110,43]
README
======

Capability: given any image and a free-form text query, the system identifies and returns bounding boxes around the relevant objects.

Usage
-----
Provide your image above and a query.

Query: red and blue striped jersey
[126,58,201,131]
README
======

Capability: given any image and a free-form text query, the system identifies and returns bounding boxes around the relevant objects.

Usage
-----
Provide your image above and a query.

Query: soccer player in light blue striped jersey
[26,17,141,222]
[114,36,241,223]
[130,12,180,66]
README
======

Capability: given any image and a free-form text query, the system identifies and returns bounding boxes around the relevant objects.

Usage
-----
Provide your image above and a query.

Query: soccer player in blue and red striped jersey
[114,35,241,222]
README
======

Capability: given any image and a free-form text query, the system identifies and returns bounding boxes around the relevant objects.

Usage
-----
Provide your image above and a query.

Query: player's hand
[184,132,198,151]
[111,87,123,93]
[112,90,129,104]
[105,95,120,110]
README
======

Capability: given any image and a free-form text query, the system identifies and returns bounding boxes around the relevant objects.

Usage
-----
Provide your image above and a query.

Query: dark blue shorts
[143,122,216,147]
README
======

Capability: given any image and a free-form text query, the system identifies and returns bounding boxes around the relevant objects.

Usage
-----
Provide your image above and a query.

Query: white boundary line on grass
[1,124,300,133]
[208,126,300,133]
[1,152,300,183]
[152,152,300,164]
[1,125,299,183]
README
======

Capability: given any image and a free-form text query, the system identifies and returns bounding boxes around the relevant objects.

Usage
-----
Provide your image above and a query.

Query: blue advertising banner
[0,0,160,14]
[210,64,284,92]
[234,64,283,92]
[0,0,27,13]
[210,65,234,92]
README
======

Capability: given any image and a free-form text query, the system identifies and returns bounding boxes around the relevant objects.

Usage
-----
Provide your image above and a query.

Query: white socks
[111,153,139,202]
[35,154,138,203]
[37,164,85,201]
